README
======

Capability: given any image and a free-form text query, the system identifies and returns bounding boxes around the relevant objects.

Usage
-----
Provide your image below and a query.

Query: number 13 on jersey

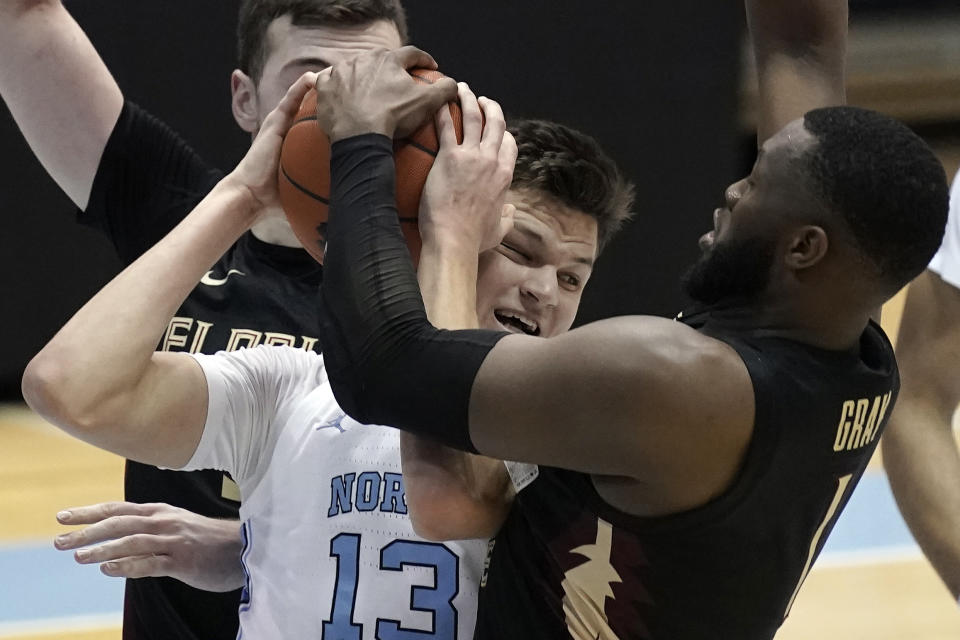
[324,533,461,639]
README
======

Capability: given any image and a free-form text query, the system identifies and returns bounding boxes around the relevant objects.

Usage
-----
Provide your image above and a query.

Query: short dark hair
[509,119,635,252]
[238,0,409,83]
[802,106,949,292]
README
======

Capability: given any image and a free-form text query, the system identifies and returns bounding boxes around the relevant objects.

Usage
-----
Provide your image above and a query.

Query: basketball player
[883,167,960,599]
[0,2,406,638]
[24,69,636,635]
[307,7,950,640]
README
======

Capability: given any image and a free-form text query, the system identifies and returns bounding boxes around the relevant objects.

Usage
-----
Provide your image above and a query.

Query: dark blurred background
[1,0,958,400]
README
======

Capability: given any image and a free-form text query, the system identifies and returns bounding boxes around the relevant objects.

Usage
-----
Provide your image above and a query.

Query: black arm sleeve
[318,134,507,453]
[79,101,223,264]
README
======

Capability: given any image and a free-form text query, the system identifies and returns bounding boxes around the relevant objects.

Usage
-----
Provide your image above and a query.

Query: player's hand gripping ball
[278,69,468,265]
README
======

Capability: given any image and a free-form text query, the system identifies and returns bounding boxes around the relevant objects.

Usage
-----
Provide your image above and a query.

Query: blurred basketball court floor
[1,289,959,639]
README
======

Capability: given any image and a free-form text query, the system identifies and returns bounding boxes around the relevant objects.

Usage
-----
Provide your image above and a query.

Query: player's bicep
[0,1,123,208]
[102,352,209,469]
[467,317,754,484]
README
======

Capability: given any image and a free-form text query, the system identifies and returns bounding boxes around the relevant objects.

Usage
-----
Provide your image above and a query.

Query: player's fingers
[72,534,170,565]
[498,203,516,244]
[396,79,456,139]
[478,96,506,151]
[314,66,333,90]
[283,71,318,114]
[498,130,519,177]
[55,514,167,550]
[393,45,438,71]
[100,554,172,580]
[429,77,458,107]
[263,71,317,133]
[57,502,154,526]
[435,102,458,149]
[458,83,483,147]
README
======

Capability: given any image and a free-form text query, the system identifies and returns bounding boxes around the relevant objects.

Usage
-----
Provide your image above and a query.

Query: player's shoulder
[198,344,326,385]
[589,314,743,366]
[573,315,750,405]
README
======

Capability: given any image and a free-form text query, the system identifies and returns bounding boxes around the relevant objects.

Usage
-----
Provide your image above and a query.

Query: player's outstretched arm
[0,0,123,209]
[53,502,245,592]
[746,0,847,144]
[883,269,960,598]
[22,72,318,468]
[469,319,754,509]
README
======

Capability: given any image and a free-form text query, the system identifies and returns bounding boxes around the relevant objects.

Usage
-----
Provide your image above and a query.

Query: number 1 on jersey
[784,473,853,617]
[324,533,363,640]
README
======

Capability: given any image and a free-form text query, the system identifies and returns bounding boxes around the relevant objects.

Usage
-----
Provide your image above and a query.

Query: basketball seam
[397,139,438,158]
[280,166,330,205]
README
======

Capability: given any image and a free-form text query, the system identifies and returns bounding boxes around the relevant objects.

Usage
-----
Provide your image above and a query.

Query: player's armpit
[883,269,960,597]
[468,316,756,513]
[746,0,847,143]
[400,433,513,541]
[0,0,123,209]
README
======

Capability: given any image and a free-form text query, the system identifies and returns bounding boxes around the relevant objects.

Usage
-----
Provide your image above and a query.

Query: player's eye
[560,273,581,289]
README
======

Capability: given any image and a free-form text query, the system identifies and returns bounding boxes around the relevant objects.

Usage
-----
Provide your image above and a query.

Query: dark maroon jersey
[475,311,898,639]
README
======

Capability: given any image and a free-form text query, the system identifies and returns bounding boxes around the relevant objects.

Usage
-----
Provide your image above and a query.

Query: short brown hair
[509,118,635,252]
[238,0,409,82]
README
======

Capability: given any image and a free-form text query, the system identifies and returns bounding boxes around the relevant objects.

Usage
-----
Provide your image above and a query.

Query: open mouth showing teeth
[495,311,540,336]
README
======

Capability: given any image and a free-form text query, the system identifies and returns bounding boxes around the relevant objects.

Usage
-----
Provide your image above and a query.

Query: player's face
[237,17,403,134]
[475,189,598,338]
[683,119,816,304]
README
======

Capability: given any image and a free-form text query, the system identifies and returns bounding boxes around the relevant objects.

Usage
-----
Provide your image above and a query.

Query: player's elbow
[408,503,476,542]
[22,351,107,437]
[407,492,503,542]
[408,512,454,542]
[23,352,69,425]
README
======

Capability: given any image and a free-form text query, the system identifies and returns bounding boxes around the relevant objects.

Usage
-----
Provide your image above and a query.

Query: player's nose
[521,266,559,309]
[724,178,747,209]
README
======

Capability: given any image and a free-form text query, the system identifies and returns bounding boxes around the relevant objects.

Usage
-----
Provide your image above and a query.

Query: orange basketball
[278,69,465,265]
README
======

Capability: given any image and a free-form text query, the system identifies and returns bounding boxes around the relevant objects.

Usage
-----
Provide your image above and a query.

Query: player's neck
[709,293,872,351]
[250,215,303,248]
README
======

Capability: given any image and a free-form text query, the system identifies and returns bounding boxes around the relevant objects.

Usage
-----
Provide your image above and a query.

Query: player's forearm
[746,0,847,55]
[884,399,960,598]
[23,179,257,430]
[417,240,479,332]
[319,135,504,450]
[400,241,511,540]
[883,404,960,598]
[746,0,847,142]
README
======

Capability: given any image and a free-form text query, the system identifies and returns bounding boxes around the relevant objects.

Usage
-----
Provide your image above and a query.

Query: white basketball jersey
[929,169,960,288]
[184,346,488,639]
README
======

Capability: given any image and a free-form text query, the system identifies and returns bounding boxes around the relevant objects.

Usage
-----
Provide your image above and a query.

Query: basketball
[278,69,465,265]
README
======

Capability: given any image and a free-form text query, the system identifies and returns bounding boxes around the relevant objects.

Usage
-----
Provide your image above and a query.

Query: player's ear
[231,69,259,134]
[785,225,828,270]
